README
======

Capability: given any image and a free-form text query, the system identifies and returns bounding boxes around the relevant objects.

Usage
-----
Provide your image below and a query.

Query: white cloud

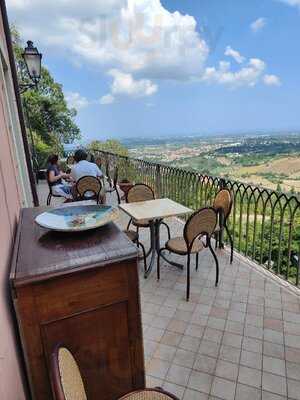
[250,17,267,33]
[102,69,157,101]
[7,0,281,94]
[277,0,300,8]
[263,74,282,86]
[65,91,89,109]
[224,46,245,64]
[202,58,266,88]
[7,0,209,81]
[100,94,115,105]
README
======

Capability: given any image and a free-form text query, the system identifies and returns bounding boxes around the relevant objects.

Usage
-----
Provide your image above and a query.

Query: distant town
[122,132,300,194]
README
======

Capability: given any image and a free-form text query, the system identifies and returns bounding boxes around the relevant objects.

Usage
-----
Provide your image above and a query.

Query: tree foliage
[88,139,128,156]
[11,27,81,167]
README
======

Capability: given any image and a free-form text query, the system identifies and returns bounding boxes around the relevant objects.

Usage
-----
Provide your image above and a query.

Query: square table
[119,198,192,278]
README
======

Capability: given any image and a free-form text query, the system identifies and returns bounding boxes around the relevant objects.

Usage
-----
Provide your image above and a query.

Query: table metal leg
[160,250,184,270]
[143,219,184,278]
[144,221,157,278]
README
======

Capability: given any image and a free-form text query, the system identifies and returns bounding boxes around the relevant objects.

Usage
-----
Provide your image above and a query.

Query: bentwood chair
[105,166,121,204]
[157,207,219,301]
[126,184,171,240]
[213,188,234,264]
[75,176,103,204]
[46,173,65,206]
[51,345,180,400]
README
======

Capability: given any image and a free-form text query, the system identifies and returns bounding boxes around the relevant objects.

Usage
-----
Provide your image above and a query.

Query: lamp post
[19,40,42,182]
[20,40,42,93]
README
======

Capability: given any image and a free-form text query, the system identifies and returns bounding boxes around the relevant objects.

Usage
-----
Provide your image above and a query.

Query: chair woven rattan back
[51,345,87,400]
[76,176,102,202]
[213,189,233,219]
[51,345,180,400]
[184,207,217,249]
[126,184,155,203]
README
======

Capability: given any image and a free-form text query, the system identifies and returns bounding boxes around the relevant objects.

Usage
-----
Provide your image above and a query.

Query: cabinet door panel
[42,301,133,400]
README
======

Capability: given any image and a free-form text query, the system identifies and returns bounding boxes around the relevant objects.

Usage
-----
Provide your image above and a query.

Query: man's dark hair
[74,149,87,163]
[47,154,59,165]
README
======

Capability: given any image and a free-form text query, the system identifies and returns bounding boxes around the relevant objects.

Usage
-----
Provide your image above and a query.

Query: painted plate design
[35,205,119,232]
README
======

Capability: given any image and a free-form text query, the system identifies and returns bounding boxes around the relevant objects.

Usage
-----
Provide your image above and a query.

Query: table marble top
[119,198,192,221]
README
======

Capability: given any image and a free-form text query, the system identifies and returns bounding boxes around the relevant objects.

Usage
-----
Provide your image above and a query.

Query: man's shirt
[71,160,103,182]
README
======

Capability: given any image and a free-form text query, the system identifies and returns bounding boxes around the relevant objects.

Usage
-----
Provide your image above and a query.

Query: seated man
[71,149,106,203]
[46,154,73,200]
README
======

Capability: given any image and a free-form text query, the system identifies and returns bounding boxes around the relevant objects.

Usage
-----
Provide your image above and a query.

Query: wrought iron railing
[75,149,300,287]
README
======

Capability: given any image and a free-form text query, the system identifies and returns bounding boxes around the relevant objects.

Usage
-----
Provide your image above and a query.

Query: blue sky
[6,0,300,140]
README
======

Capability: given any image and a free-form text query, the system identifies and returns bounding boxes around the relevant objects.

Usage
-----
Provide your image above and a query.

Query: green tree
[88,139,128,156]
[12,27,81,167]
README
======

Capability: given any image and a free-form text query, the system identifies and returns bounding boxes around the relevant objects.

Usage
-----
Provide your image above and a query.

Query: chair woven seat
[166,237,204,255]
[119,390,176,400]
[132,218,151,228]
[124,230,139,242]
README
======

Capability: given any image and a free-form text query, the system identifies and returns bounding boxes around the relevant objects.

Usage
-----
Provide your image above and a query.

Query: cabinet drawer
[30,262,132,322]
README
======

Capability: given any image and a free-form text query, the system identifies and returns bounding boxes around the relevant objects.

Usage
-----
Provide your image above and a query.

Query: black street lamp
[20,40,42,93]
[19,40,42,183]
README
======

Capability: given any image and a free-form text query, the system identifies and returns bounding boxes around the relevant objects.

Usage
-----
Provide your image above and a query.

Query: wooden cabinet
[10,207,145,400]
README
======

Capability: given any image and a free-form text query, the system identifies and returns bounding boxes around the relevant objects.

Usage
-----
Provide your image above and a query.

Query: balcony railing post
[219,178,227,189]
[155,164,162,198]
[293,248,300,287]
[218,178,226,248]
[298,251,300,287]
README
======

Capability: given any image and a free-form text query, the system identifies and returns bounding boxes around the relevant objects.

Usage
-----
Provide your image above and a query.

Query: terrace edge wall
[0,4,33,400]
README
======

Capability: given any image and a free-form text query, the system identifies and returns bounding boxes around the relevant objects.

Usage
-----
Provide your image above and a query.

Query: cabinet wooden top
[10,207,138,287]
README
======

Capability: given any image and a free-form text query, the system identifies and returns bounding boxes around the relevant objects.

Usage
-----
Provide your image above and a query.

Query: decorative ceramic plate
[35,205,119,232]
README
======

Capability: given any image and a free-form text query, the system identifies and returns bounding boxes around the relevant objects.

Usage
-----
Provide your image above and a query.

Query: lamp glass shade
[23,41,42,82]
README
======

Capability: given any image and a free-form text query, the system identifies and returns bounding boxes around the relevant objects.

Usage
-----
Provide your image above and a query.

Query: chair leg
[116,188,121,204]
[186,253,191,301]
[138,240,147,274]
[157,248,162,281]
[47,193,51,206]
[196,253,199,271]
[219,227,224,249]
[208,238,219,287]
[225,223,234,264]
[127,218,132,230]
[161,221,171,241]
[215,232,218,249]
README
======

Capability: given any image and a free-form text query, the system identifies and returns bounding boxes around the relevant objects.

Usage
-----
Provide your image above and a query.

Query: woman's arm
[48,170,63,183]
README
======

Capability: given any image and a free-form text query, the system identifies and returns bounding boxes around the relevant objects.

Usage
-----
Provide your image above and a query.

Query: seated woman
[46,154,73,200]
